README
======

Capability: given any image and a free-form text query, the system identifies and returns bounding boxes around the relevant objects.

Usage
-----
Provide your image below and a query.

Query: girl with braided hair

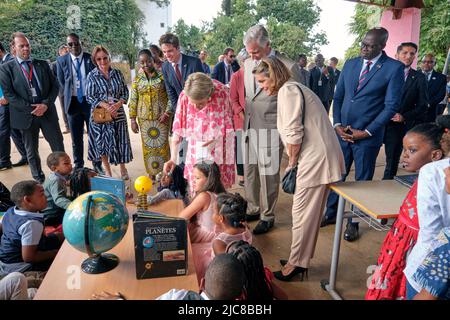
[226,240,288,300]
[211,192,252,255]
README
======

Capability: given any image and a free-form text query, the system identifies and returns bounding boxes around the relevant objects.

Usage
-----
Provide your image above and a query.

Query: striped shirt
[86,67,129,121]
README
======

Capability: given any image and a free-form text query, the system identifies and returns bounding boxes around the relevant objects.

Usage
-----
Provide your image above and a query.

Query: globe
[63,191,129,274]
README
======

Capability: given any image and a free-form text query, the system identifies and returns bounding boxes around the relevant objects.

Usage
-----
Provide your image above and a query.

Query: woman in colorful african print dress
[128,50,172,178]
[163,72,235,195]
[365,123,444,300]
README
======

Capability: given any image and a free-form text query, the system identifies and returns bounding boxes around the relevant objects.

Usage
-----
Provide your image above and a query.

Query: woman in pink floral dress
[163,72,235,194]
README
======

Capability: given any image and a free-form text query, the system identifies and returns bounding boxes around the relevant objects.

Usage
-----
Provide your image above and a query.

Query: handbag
[281,84,306,194]
[92,106,112,124]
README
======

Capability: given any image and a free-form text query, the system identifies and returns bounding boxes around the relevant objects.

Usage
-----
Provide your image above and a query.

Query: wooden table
[321,180,410,300]
[34,200,198,300]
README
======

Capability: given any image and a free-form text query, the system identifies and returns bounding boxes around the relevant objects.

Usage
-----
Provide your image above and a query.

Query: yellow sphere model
[134,176,152,194]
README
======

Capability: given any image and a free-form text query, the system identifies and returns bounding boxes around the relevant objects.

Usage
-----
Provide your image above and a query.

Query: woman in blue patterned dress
[86,45,132,179]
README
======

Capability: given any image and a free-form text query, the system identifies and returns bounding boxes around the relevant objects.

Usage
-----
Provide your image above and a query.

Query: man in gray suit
[0,32,64,183]
[295,54,310,87]
[242,24,302,234]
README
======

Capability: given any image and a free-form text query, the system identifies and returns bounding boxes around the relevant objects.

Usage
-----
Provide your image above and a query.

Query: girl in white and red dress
[366,123,445,300]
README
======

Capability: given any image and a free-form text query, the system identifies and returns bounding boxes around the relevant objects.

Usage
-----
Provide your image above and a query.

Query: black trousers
[67,97,91,168]
[383,122,407,180]
[0,105,27,166]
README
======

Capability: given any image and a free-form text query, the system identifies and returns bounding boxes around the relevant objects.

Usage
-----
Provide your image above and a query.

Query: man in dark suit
[160,33,203,164]
[321,27,404,241]
[328,57,341,106]
[421,53,447,122]
[51,45,70,134]
[56,33,102,173]
[159,33,204,115]
[211,47,240,85]
[383,42,428,180]
[309,53,335,113]
[294,54,310,87]
[0,41,28,170]
[0,32,64,183]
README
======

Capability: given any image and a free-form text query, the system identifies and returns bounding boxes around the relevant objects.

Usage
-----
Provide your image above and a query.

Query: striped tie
[357,60,372,91]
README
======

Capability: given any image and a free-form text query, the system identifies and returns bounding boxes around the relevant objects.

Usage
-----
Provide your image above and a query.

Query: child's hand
[91,291,125,300]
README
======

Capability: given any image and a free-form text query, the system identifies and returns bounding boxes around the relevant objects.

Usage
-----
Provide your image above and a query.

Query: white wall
[135,0,172,46]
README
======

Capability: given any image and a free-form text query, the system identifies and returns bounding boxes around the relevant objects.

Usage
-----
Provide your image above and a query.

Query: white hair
[243,25,270,48]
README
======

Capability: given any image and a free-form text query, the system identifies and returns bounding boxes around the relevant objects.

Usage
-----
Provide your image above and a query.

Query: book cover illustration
[133,211,188,279]
[90,176,126,205]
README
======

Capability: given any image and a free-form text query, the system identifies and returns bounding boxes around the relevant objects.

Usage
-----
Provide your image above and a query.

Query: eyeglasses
[95,57,109,62]
[360,42,378,50]
[422,60,435,64]
[67,42,80,47]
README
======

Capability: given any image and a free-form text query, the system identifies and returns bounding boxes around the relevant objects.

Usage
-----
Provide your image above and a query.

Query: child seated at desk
[366,122,446,300]
[0,181,64,274]
[92,254,245,300]
[42,152,73,226]
[226,240,288,300]
[147,164,189,207]
[177,162,225,283]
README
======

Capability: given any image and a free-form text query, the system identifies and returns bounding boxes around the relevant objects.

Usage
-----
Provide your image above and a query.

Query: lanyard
[20,62,33,85]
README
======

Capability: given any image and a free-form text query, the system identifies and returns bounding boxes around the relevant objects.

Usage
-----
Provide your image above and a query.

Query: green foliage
[171,0,327,65]
[172,19,203,53]
[0,0,152,68]
[345,0,450,71]
[419,0,450,71]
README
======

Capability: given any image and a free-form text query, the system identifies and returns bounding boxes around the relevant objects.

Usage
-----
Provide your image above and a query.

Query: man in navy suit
[0,33,65,183]
[159,33,204,115]
[56,33,102,173]
[383,42,428,180]
[420,54,447,122]
[0,41,28,170]
[211,47,240,86]
[321,27,404,241]
[159,33,203,163]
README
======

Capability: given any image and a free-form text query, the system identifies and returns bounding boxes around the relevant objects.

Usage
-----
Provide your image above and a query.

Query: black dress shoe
[245,213,260,222]
[320,215,336,228]
[274,267,308,282]
[0,164,12,171]
[252,220,274,235]
[344,222,359,242]
[280,259,288,266]
[12,158,28,167]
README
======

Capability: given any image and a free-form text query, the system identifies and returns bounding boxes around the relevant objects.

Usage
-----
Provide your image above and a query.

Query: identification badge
[30,87,38,97]
[318,80,322,86]
[76,80,81,89]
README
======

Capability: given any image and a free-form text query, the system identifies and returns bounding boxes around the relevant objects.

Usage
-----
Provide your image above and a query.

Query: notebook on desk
[394,174,418,188]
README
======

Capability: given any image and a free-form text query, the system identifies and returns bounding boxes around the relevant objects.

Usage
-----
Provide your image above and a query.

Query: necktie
[404,68,409,82]
[357,60,372,91]
[76,58,83,103]
[175,63,182,83]
[23,61,42,102]
[226,65,231,85]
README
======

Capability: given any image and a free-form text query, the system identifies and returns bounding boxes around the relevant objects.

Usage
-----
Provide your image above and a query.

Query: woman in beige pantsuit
[253,57,345,281]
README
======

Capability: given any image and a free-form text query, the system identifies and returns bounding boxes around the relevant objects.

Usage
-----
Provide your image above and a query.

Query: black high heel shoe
[274,266,308,282]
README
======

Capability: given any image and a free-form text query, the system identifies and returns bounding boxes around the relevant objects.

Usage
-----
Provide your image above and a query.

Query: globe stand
[81,253,119,274]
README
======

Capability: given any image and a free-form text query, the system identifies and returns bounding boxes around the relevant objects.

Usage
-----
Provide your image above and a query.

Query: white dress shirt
[359,52,382,77]
[404,158,450,292]
[70,52,87,96]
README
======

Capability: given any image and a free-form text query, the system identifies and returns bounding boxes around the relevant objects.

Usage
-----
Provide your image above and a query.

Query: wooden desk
[34,200,198,300]
[322,180,410,300]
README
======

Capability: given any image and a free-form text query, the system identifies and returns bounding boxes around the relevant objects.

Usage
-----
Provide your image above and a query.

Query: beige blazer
[277,81,345,188]
[243,51,302,131]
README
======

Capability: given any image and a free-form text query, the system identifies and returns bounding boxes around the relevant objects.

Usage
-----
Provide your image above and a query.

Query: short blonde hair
[184,72,215,101]
[91,45,110,66]
[253,57,291,93]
